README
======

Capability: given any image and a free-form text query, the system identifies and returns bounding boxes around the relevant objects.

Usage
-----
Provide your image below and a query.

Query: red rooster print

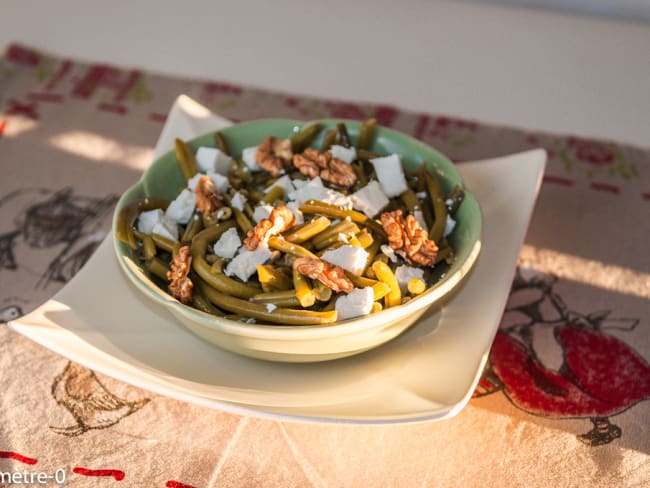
[474,269,650,446]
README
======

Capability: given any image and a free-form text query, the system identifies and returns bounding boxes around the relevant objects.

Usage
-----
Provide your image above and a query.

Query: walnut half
[195,175,223,214]
[292,148,357,189]
[380,210,438,267]
[256,136,293,177]
[293,257,354,293]
[167,245,193,304]
[244,205,295,250]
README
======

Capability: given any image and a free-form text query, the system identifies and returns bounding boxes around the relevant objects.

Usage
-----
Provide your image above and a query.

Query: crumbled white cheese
[230,191,247,211]
[369,154,408,197]
[321,245,369,276]
[351,180,389,218]
[444,214,456,237]
[207,171,230,194]
[266,303,277,313]
[394,265,425,293]
[335,287,374,320]
[287,176,325,204]
[196,146,232,174]
[186,173,203,192]
[152,216,178,241]
[414,209,428,231]
[265,175,295,197]
[212,227,241,259]
[286,201,304,225]
[165,189,195,224]
[291,178,307,189]
[137,209,164,234]
[417,191,428,200]
[242,146,260,171]
[338,233,349,243]
[380,244,398,263]
[330,144,357,164]
[225,245,273,282]
[186,171,229,194]
[321,188,352,209]
[252,203,274,223]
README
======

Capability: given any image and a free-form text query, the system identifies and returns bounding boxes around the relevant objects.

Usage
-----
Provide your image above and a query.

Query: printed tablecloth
[0,44,648,487]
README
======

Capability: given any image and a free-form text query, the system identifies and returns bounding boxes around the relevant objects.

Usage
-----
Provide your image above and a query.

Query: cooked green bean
[357,117,376,151]
[400,189,420,212]
[311,220,359,250]
[292,268,316,307]
[198,281,336,325]
[284,216,331,244]
[175,138,198,181]
[116,197,170,250]
[141,234,157,260]
[232,208,253,234]
[356,149,381,161]
[300,200,386,238]
[372,261,401,308]
[423,165,448,243]
[252,290,301,308]
[191,222,260,299]
[214,131,231,156]
[447,185,465,215]
[182,213,204,244]
[336,123,351,148]
[256,264,293,291]
[291,123,323,153]
[321,128,337,151]
[151,233,181,255]
[145,256,169,281]
[312,281,332,302]
[262,185,285,204]
[268,236,319,260]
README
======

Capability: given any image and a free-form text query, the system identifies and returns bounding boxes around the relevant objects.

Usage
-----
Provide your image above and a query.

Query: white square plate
[9,96,545,424]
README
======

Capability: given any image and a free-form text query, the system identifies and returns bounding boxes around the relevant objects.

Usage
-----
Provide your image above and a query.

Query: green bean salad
[116,119,463,325]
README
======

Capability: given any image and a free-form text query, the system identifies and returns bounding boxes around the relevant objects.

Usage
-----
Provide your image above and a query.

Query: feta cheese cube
[287,176,352,208]
[165,189,195,224]
[330,145,357,164]
[265,174,295,197]
[207,171,230,193]
[252,203,274,223]
[288,176,325,204]
[230,191,247,211]
[152,216,178,241]
[335,287,374,320]
[291,178,307,189]
[444,215,456,237]
[196,146,232,174]
[187,173,203,192]
[380,244,398,263]
[286,201,304,225]
[137,208,164,234]
[225,245,273,282]
[322,188,352,209]
[394,265,425,293]
[213,227,242,259]
[321,245,369,276]
[242,146,260,171]
[370,154,408,197]
[351,180,389,218]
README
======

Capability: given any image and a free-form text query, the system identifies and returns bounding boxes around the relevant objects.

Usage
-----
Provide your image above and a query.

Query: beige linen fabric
[0,44,648,487]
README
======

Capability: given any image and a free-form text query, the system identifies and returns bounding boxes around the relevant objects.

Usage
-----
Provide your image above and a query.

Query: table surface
[1,0,649,148]
[1,2,649,487]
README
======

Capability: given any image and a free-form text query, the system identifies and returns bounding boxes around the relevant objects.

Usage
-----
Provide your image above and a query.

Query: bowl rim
[112,118,483,341]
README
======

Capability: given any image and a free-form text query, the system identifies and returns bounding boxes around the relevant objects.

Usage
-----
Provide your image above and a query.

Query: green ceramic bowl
[112,119,482,362]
